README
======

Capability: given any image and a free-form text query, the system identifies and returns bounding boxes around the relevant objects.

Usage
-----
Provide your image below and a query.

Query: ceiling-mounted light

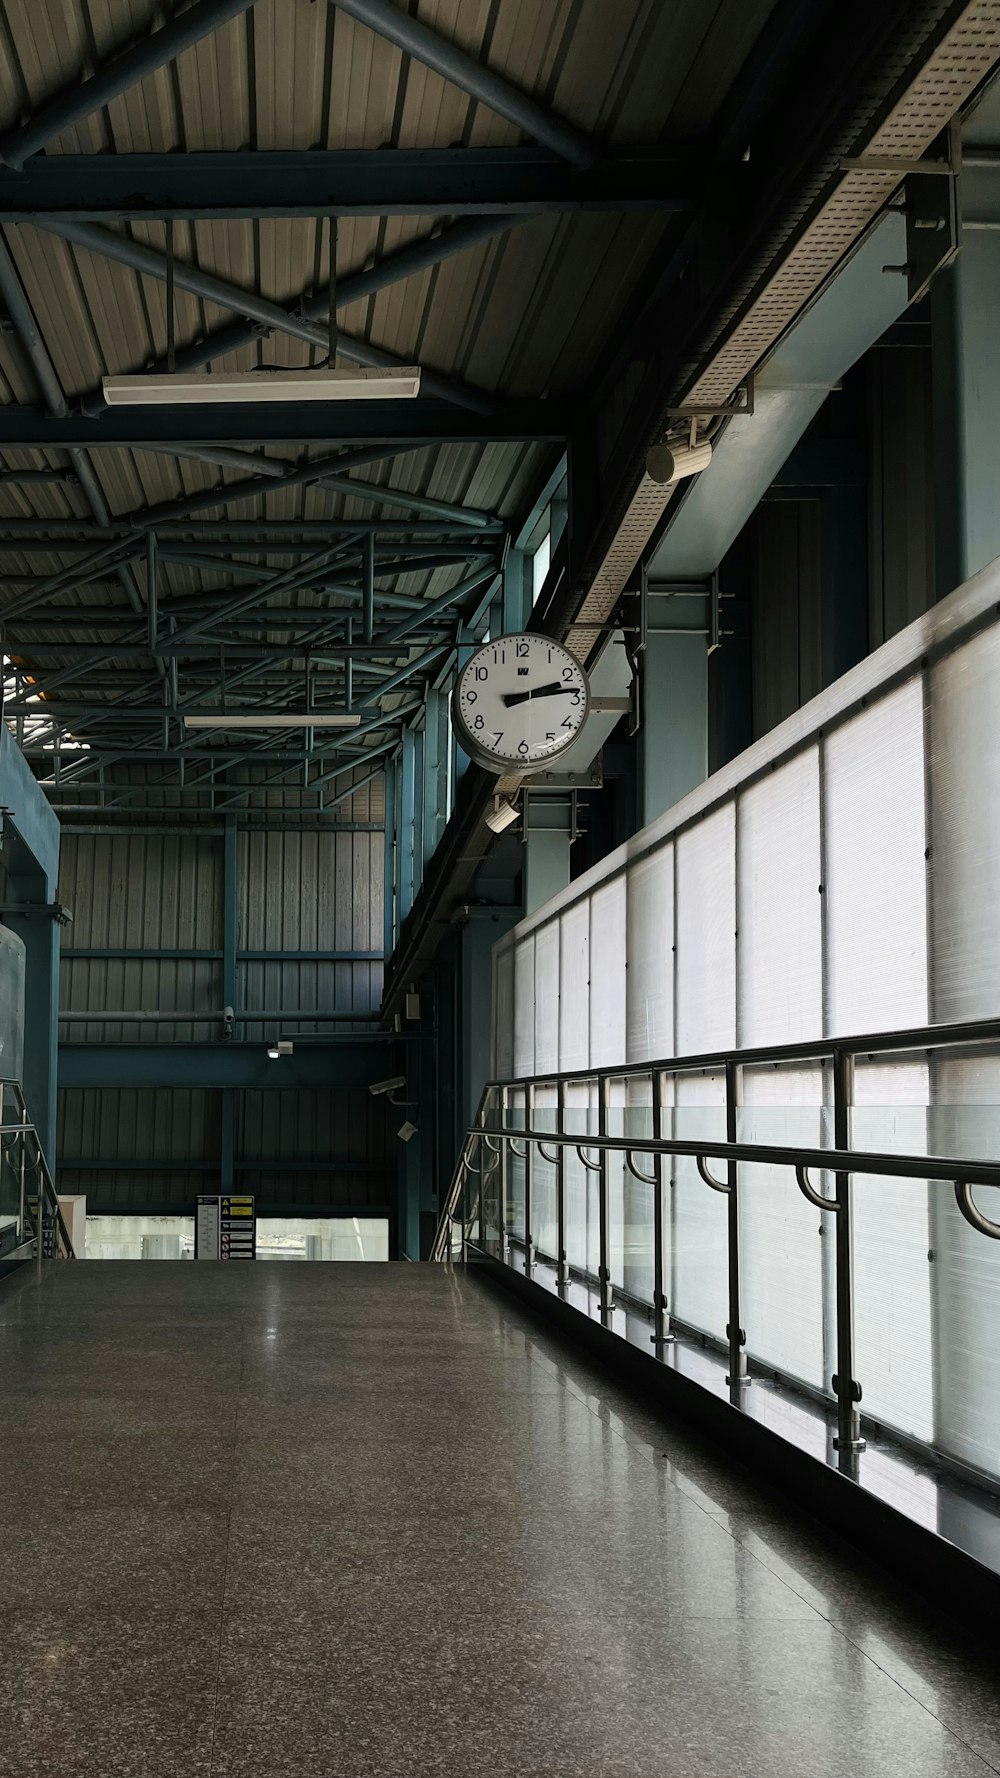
[266,1040,294,1060]
[183,713,362,730]
[645,438,714,485]
[102,367,422,405]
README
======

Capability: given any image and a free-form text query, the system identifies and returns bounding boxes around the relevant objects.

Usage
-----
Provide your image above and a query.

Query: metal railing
[433,1017,1000,1473]
[0,1078,75,1268]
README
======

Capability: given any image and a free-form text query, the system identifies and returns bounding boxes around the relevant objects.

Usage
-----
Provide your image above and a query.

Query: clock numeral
[474,666,488,681]
[561,717,574,731]
[473,715,484,730]
[515,641,529,658]
[568,690,581,705]
[466,690,477,705]
[545,732,555,742]
[561,667,574,681]
[492,731,504,745]
[517,740,530,756]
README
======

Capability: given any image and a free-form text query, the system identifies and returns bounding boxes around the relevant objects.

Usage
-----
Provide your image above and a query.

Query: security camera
[645,438,713,485]
[397,1121,418,1143]
[485,795,519,835]
[369,1075,406,1098]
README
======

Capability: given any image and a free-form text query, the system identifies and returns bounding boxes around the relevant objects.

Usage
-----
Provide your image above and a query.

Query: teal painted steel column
[383,755,396,958]
[398,726,417,922]
[522,793,573,916]
[221,813,238,1189]
[421,690,447,867]
[411,728,425,898]
[639,618,708,826]
[222,814,238,1012]
[0,729,60,1163]
[502,546,529,632]
[932,206,1000,591]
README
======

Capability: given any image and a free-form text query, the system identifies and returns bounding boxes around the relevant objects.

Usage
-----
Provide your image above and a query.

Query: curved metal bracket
[955,1180,1000,1239]
[508,1137,527,1159]
[481,1132,503,1153]
[795,1164,839,1213]
[625,1149,658,1185]
[537,1141,561,1165]
[697,1154,730,1194]
[576,1145,603,1173]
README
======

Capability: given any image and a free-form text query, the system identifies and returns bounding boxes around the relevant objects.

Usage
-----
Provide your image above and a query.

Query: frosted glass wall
[491,561,1000,1478]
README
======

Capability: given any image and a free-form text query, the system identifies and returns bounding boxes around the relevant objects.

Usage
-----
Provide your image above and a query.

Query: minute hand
[502,681,570,708]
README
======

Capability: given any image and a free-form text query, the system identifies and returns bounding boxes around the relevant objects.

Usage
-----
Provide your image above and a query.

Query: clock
[452,633,590,774]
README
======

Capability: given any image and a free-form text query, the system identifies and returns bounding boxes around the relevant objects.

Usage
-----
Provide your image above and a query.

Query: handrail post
[523,1083,534,1275]
[18,1098,27,1251]
[598,1073,613,1323]
[499,1086,509,1262]
[832,1047,865,1468]
[725,1057,749,1393]
[651,1068,673,1345]
[555,1076,569,1288]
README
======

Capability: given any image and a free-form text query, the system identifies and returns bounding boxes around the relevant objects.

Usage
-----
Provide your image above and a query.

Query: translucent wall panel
[675,806,736,1054]
[533,1082,559,1259]
[825,680,928,1034]
[622,1074,655,1303]
[851,1059,933,1444]
[534,924,560,1077]
[563,1079,597,1272]
[928,627,1000,1020]
[670,1070,728,1339]
[626,845,674,1063]
[559,904,590,1072]
[926,613,1000,1473]
[738,750,822,1046]
[739,1063,827,1389]
[589,880,626,1069]
[513,937,535,1078]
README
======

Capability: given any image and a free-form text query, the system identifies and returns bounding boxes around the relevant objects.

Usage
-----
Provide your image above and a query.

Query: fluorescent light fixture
[102,367,422,405]
[183,713,362,730]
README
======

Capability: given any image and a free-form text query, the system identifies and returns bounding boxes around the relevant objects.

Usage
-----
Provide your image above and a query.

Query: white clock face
[453,633,589,772]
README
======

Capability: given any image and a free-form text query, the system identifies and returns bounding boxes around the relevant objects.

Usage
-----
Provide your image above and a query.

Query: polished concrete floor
[1,1261,999,1778]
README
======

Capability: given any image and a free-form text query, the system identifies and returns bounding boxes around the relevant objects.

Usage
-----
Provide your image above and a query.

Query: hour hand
[502,680,565,708]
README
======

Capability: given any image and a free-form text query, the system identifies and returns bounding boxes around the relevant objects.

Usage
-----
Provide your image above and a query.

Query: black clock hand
[502,681,570,708]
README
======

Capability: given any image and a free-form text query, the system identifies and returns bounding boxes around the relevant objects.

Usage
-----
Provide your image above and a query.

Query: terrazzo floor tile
[2,1259,998,1778]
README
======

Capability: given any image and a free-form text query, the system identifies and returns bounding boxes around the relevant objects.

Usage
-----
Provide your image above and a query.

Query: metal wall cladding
[238,828,384,1040]
[0,924,26,1084]
[238,1087,395,1209]
[58,831,224,1042]
[54,819,393,1206]
[58,1087,219,1166]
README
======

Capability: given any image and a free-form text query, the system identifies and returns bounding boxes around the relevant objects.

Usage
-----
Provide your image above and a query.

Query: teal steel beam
[0,148,695,219]
[328,1,596,168]
[0,0,259,170]
[381,565,500,646]
[63,947,382,961]
[58,1041,393,1090]
[39,218,494,415]
[0,397,565,448]
[61,1158,387,1174]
